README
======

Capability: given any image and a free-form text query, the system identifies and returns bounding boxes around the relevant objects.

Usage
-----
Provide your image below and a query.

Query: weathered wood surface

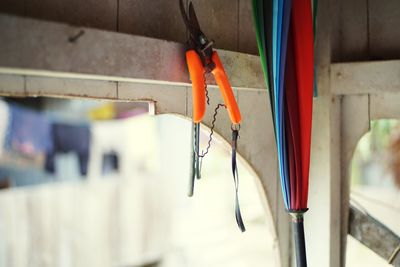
[370,93,400,120]
[331,60,400,95]
[2,0,400,59]
[0,74,25,96]
[331,0,368,62]
[331,2,400,266]
[331,0,400,62]
[118,0,186,44]
[369,0,400,60]
[0,14,264,91]
[238,0,258,55]
[0,0,258,55]
[236,89,290,267]
[26,0,118,31]
[349,205,400,266]
[340,95,370,266]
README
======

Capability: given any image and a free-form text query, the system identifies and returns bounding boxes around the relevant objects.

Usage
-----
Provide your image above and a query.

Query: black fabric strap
[232,129,246,232]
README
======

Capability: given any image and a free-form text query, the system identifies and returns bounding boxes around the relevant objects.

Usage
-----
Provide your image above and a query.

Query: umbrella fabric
[252,1,314,266]
[285,24,302,210]
[252,0,275,123]
[291,0,314,209]
[265,0,275,121]
[272,0,292,209]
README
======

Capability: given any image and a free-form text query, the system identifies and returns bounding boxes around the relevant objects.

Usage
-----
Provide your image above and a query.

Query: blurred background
[0,97,399,267]
[0,97,277,267]
[347,120,400,267]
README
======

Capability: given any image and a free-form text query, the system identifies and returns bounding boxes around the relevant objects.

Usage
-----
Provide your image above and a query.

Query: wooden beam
[331,60,400,95]
[349,205,400,266]
[0,74,25,96]
[370,93,400,120]
[0,14,265,91]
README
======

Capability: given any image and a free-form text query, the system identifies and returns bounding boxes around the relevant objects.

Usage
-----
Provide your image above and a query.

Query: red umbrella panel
[290,0,314,211]
[286,2,314,267]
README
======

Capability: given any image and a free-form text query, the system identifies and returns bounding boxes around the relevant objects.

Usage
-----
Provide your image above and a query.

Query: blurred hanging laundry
[45,123,91,176]
[88,115,159,181]
[5,103,52,156]
[0,100,9,156]
[88,103,116,120]
[101,152,119,175]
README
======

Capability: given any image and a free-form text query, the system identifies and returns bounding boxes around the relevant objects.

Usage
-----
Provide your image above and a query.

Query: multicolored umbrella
[252,0,315,266]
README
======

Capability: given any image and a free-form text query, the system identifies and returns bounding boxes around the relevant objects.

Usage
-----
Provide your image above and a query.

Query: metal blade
[179,0,191,32]
[188,2,202,34]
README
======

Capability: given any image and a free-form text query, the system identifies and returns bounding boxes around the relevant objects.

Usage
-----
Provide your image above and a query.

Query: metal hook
[231,123,241,131]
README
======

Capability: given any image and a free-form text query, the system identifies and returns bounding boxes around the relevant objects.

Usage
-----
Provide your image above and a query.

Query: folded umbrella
[252,1,315,266]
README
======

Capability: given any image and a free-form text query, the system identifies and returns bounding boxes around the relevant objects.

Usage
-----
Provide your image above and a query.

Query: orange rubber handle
[211,51,242,124]
[186,50,206,123]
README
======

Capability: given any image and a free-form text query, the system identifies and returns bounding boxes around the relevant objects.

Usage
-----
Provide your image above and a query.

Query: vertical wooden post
[306,0,342,266]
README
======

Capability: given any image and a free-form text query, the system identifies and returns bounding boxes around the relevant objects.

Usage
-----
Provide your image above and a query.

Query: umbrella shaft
[292,217,307,267]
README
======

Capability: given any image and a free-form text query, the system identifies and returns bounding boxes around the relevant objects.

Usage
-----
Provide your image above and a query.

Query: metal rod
[194,123,201,179]
[188,122,196,197]
[291,213,307,267]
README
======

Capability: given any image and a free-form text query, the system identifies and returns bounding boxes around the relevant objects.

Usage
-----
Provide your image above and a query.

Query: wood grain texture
[191,0,238,51]
[331,0,368,62]
[331,60,400,95]
[25,0,118,30]
[1,0,400,61]
[0,0,256,55]
[236,90,278,222]
[369,0,400,60]
[308,0,342,266]
[349,205,400,266]
[118,82,187,115]
[26,76,118,99]
[370,93,400,120]
[238,0,258,55]
[341,96,369,168]
[0,0,25,16]
[0,74,25,96]
[0,15,265,90]
[340,95,370,267]
[118,0,186,43]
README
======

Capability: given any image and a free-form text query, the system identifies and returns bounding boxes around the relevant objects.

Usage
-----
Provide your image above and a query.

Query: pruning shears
[180,0,245,232]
